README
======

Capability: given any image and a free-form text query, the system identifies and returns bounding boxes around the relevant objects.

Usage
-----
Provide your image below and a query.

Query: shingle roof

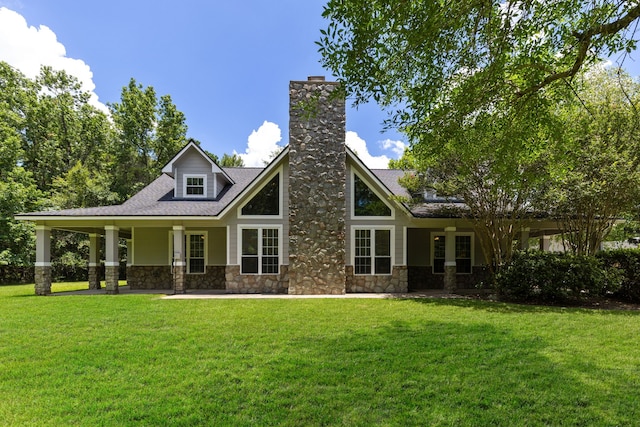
[18,162,467,219]
[19,168,262,217]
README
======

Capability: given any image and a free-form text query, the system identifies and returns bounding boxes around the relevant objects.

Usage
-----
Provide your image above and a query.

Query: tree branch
[516,4,640,98]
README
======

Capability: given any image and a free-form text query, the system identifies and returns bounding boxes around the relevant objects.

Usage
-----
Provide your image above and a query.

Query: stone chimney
[288,77,346,294]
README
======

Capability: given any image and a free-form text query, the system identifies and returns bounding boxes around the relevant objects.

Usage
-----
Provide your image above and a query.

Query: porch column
[539,235,551,252]
[126,238,133,286]
[173,225,186,294]
[34,225,52,296]
[88,233,101,290]
[105,225,119,295]
[519,228,530,251]
[444,226,457,292]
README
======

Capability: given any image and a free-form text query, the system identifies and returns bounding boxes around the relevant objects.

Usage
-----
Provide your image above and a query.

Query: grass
[1,284,640,426]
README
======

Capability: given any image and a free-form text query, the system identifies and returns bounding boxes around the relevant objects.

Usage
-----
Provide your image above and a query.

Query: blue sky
[0,0,408,167]
[1,1,639,168]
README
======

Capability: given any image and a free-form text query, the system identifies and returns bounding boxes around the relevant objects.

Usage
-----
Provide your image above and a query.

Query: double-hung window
[186,232,206,274]
[241,227,280,274]
[354,228,392,275]
[184,174,206,197]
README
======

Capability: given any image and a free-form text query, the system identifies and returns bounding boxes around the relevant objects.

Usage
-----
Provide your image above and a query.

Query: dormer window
[184,174,206,198]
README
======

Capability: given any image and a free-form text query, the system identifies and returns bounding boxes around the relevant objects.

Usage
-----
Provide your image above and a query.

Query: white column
[34,225,52,295]
[88,233,100,290]
[105,225,119,294]
[519,228,530,251]
[539,235,551,252]
[173,225,186,293]
[444,226,456,292]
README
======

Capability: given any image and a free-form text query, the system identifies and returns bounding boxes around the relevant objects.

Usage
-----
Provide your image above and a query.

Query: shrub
[596,249,640,303]
[495,251,620,303]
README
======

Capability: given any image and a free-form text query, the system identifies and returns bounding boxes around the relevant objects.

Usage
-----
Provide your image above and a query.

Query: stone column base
[105,265,119,295]
[173,265,186,294]
[444,265,457,293]
[35,266,52,296]
[88,266,101,290]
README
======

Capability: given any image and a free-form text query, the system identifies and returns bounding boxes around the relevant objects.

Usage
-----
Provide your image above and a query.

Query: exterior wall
[207,227,227,265]
[173,147,216,199]
[225,163,289,266]
[133,228,170,265]
[408,266,491,290]
[186,266,226,289]
[288,78,346,295]
[346,265,408,293]
[225,265,289,294]
[128,266,173,289]
[128,265,226,290]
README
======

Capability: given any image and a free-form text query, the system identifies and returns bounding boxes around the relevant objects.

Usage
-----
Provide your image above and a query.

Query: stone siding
[34,265,52,296]
[128,266,173,290]
[288,77,346,295]
[127,265,226,290]
[88,266,101,290]
[225,265,289,294]
[186,266,226,290]
[408,266,491,291]
[346,265,408,293]
[105,265,119,294]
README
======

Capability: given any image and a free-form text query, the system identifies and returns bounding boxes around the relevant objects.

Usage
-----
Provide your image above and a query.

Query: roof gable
[161,140,234,184]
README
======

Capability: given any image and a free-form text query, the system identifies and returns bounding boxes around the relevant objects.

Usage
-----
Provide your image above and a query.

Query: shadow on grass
[402,295,640,316]
[232,318,634,425]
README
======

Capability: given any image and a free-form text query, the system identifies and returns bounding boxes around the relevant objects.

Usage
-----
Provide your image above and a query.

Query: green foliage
[219,152,245,167]
[495,251,621,303]
[546,67,640,255]
[597,249,640,303]
[318,0,640,143]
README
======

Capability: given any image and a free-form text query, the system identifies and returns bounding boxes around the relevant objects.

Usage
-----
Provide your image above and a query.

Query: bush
[495,251,621,303]
[596,249,640,303]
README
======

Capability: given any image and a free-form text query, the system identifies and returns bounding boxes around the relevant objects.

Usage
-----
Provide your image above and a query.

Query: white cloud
[380,138,408,157]
[236,121,284,167]
[346,131,393,169]
[0,7,107,113]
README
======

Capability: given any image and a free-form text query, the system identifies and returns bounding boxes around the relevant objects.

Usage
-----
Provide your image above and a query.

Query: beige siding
[134,228,170,265]
[224,162,289,265]
[174,148,215,198]
[345,162,411,266]
[207,227,227,265]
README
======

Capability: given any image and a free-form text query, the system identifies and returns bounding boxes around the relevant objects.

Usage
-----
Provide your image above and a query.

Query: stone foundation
[174,265,186,294]
[186,266,226,290]
[34,265,52,296]
[127,266,173,289]
[346,265,408,293]
[88,266,101,290]
[444,265,456,292]
[408,266,492,291]
[105,265,119,295]
[225,265,289,294]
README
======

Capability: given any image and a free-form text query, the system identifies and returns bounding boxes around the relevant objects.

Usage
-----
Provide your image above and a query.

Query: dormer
[161,141,234,199]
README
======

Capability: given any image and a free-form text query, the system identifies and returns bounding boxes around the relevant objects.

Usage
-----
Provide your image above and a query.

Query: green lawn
[1,283,639,426]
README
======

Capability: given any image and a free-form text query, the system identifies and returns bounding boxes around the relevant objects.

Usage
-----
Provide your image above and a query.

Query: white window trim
[168,230,208,274]
[430,231,474,275]
[351,225,395,276]
[183,174,207,198]
[186,231,208,274]
[238,167,283,219]
[238,224,283,275]
[350,170,395,220]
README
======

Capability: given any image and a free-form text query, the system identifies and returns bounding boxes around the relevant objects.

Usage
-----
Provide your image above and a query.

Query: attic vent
[308,76,325,81]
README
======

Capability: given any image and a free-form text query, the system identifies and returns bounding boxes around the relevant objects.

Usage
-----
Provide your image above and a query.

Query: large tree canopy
[318,0,640,141]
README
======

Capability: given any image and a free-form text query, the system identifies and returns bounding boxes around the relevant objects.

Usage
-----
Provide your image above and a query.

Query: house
[17,77,560,295]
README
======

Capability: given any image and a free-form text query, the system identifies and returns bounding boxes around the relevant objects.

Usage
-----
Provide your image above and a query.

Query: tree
[546,67,640,255]
[108,79,189,200]
[219,153,244,167]
[317,0,640,144]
